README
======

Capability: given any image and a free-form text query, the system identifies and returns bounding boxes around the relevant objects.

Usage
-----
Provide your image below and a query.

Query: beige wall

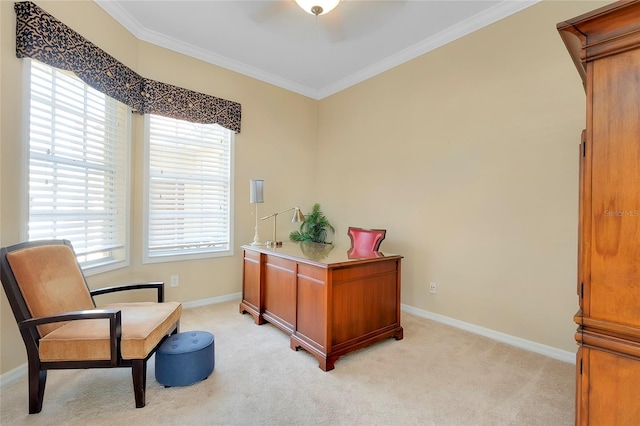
[316,0,610,352]
[1,0,610,375]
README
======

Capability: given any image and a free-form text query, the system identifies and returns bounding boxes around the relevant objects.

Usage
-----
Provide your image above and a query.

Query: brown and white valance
[15,1,241,133]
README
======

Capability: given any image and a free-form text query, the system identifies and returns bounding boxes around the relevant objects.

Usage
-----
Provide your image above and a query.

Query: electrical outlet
[429,282,437,294]
[170,275,179,287]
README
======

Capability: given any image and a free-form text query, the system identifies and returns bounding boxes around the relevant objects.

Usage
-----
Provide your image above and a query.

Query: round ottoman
[155,331,215,387]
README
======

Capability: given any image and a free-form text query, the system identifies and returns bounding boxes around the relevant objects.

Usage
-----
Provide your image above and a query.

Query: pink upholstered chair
[347,227,386,251]
[347,247,385,259]
[0,239,182,413]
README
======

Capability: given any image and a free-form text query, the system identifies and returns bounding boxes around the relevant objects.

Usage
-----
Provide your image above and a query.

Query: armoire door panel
[589,49,640,328]
[584,348,640,426]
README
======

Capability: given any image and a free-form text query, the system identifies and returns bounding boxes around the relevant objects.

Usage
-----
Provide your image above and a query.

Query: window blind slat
[28,60,129,269]
[146,114,231,258]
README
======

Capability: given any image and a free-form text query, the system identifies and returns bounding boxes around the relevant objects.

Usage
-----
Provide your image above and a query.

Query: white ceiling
[95,0,539,99]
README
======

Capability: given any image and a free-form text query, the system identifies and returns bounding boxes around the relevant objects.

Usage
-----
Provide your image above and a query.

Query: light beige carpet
[0,300,574,425]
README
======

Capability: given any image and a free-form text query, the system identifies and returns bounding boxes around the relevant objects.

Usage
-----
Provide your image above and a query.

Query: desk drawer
[332,259,398,283]
[297,263,325,283]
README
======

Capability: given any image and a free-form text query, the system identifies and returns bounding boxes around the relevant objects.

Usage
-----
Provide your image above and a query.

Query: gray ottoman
[155,331,215,387]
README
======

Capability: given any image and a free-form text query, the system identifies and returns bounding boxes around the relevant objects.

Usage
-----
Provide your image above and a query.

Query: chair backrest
[347,227,386,251]
[0,240,95,337]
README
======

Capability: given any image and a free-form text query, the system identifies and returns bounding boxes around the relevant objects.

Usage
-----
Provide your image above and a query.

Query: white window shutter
[28,60,129,270]
[146,114,232,259]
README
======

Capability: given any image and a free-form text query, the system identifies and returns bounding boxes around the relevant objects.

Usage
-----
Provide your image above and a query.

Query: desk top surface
[242,242,402,267]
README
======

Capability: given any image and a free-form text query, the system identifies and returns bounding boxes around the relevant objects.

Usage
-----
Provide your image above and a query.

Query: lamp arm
[260,206,295,221]
[259,207,303,247]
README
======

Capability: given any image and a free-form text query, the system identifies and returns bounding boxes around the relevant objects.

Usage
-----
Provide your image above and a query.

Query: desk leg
[290,338,334,372]
[239,302,265,325]
[394,327,404,340]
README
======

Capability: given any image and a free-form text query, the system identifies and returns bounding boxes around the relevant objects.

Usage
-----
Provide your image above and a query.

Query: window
[27,59,130,273]
[144,114,233,262]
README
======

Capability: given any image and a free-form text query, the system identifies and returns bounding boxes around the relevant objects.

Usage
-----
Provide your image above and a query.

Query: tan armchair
[0,239,182,414]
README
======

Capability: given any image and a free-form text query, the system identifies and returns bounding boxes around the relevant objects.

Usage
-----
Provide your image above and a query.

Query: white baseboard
[401,304,575,364]
[181,292,241,309]
[0,364,27,389]
[0,294,573,389]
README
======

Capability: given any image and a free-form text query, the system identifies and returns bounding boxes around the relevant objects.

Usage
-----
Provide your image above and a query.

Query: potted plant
[289,203,335,244]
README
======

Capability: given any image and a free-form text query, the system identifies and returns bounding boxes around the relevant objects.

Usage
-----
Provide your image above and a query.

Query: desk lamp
[249,179,264,246]
[261,207,305,248]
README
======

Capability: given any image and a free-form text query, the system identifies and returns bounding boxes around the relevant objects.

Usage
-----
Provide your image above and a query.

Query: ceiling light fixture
[295,0,340,16]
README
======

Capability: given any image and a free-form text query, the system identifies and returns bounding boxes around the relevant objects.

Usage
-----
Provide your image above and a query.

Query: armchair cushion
[39,301,182,361]
[7,245,94,337]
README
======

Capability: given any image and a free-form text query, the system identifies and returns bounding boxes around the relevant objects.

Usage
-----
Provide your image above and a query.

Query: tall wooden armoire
[557,1,640,424]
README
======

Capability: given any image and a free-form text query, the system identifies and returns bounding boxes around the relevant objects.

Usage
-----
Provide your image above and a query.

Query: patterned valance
[14,1,241,133]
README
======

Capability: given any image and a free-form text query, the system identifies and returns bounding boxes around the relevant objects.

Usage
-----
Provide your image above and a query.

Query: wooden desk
[239,242,403,371]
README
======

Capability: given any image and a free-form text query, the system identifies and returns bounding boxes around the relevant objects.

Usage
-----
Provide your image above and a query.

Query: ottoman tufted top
[158,331,214,355]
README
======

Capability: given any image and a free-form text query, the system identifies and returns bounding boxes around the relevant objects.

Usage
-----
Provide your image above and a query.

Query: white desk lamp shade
[250,180,264,246]
[250,179,264,204]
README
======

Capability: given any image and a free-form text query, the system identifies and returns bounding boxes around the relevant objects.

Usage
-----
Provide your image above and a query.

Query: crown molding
[95,0,541,100]
[318,0,541,99]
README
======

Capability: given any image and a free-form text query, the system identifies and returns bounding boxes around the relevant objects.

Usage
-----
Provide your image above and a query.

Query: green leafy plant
[289,203,335,244]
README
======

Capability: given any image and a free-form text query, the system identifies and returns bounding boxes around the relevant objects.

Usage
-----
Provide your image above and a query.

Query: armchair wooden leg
[131,359,147,408]
[28,361,46,414]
